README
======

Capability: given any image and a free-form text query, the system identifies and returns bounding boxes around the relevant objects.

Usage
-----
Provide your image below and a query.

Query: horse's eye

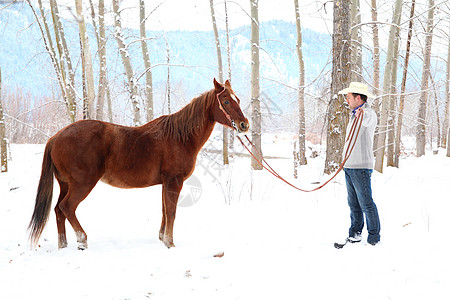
[224,100,230,105]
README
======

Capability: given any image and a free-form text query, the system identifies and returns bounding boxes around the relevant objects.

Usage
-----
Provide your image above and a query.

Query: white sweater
[343,103,377,169]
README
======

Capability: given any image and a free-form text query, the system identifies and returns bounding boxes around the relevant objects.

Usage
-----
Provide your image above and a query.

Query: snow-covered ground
[1,133,449,300]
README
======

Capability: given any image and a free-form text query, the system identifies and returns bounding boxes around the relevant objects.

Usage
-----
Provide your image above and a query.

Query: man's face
[346,93,361,110]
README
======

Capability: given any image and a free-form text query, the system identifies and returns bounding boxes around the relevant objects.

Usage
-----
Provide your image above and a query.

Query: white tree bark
[374,0,402,172]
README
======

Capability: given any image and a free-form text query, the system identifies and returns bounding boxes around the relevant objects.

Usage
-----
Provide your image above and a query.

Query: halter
[216,87,238,131]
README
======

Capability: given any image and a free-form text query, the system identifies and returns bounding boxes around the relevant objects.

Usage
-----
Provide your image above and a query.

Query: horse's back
[50,120,117,184]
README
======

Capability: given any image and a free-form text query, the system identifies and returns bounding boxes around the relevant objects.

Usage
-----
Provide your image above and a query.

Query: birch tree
[0,66,7,173]
[350,0,362,82]
[394,0,416,167]
[294,0,306,165]
[112,0,141,126]
[250,0,262,170]
[209,0,229,165]
[324,0,351,174]
[140,0,154,122]
[442,24,450,149]
[50,0,76,121]
[27,0,75,122]
[88,0,107,121]
[371,0,381,151]
[374,0,402,172]
[386,13,402,167]
[75,0,95,119]
[416,0,435,157]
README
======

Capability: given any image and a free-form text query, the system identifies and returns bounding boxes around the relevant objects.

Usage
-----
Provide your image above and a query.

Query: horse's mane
[151,89,216,142]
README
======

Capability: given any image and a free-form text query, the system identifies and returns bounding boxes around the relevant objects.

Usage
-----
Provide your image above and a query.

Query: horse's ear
[213,78,223,92]
[224,80,231,88]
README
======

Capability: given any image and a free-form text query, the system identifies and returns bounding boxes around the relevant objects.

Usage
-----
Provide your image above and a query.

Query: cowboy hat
[338,82,375,98]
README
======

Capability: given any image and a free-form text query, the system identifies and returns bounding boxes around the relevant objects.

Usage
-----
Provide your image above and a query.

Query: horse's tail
[28,139,55,247]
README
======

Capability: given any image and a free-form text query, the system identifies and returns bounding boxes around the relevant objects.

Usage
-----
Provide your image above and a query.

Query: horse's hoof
[77,244,88,251]
[163,240,175,248]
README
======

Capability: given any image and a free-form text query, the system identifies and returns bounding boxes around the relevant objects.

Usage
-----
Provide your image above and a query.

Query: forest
[1,0,450,173]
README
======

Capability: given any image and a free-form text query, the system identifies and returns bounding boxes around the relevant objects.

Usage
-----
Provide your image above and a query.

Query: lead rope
[236,114,363,192]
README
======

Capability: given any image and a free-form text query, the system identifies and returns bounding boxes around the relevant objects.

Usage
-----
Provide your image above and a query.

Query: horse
[28,78,249,250]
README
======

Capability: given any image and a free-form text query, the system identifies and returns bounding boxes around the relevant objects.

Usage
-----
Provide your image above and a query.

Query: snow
[1,136,450,300]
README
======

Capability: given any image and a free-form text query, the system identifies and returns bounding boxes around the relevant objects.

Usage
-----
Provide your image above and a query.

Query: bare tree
[324,0,351,174]
[442,23,450,149]
[294,0,306,165]
[374,0,402,172]
[88,0,106,121]
[50,0,76,121]
[386,11,402,167]
[416,0,435,157]
[27,0,75,122]
[394,0,416,167]
[250,0,262,170]
[209,0,229,165]
[371,0,381,151]
[0,66,7,173]
[350,0,362,82]
[112,0,141,126]
[75,0,95,119]
[139,0,154,122]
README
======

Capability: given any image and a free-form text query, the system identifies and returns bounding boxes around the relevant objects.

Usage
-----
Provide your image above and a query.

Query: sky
[39,0,335,33]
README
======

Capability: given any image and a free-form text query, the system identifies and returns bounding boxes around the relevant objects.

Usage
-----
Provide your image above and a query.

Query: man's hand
[355,107,364,118]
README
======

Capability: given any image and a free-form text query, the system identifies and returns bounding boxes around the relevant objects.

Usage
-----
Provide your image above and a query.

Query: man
[338,82,380,246]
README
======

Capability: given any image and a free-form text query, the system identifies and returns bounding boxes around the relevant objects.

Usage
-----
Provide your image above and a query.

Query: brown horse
[28,79,249,250]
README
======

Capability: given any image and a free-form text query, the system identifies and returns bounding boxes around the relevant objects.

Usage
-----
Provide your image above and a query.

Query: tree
[112,0,141,126]
[416,0,435,157]
[442,23,450,149]
[374,0,402,172]
[209,0,229,165]
[350,0,362,82]
[294,0,306,165]
[75,0,95,119]
[0,66,7,173]
[28,0,76,122]
[50,0,76,121]
[250,0,262,170]
[394,0,416,167]
[324,0,351,174]
[139,0,154,122]
[371,0,381,151]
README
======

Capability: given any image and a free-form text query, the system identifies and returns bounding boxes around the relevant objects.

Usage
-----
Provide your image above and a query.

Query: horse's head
[213,78,249,133]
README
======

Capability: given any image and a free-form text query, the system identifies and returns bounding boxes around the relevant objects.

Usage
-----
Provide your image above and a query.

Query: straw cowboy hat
[338,82,375,98]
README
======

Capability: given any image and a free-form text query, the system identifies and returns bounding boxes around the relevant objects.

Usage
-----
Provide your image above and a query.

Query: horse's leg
[58,182,97,250]
[161,176,183,248]
[159,194,166,242]
[55,180,69,249]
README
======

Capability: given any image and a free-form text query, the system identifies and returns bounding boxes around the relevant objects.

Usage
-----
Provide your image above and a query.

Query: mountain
[0,3,331,115]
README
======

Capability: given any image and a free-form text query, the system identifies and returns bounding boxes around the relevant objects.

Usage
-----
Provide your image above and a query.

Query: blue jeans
[344,168,380,244]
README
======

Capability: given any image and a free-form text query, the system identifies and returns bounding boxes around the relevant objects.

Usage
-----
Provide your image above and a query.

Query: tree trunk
[224,0,234,158]
[140,0,154,122]
[294,0,306,165]
[416,0,434,157]
[442,24,450,149]
[89,0,107,121]
[324,0,351,174]
[250,0,262,170]
[350,0,362,82]
[75,0,95,119]
[112,0,141,126]
[50,0,76,122]
[374,0,402,173]
[394,0,415,167]
[209,0,229,165]
[386,18,401,167]
[28,0,74,122]
[0,66,7,173]
[371,0,381,152]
